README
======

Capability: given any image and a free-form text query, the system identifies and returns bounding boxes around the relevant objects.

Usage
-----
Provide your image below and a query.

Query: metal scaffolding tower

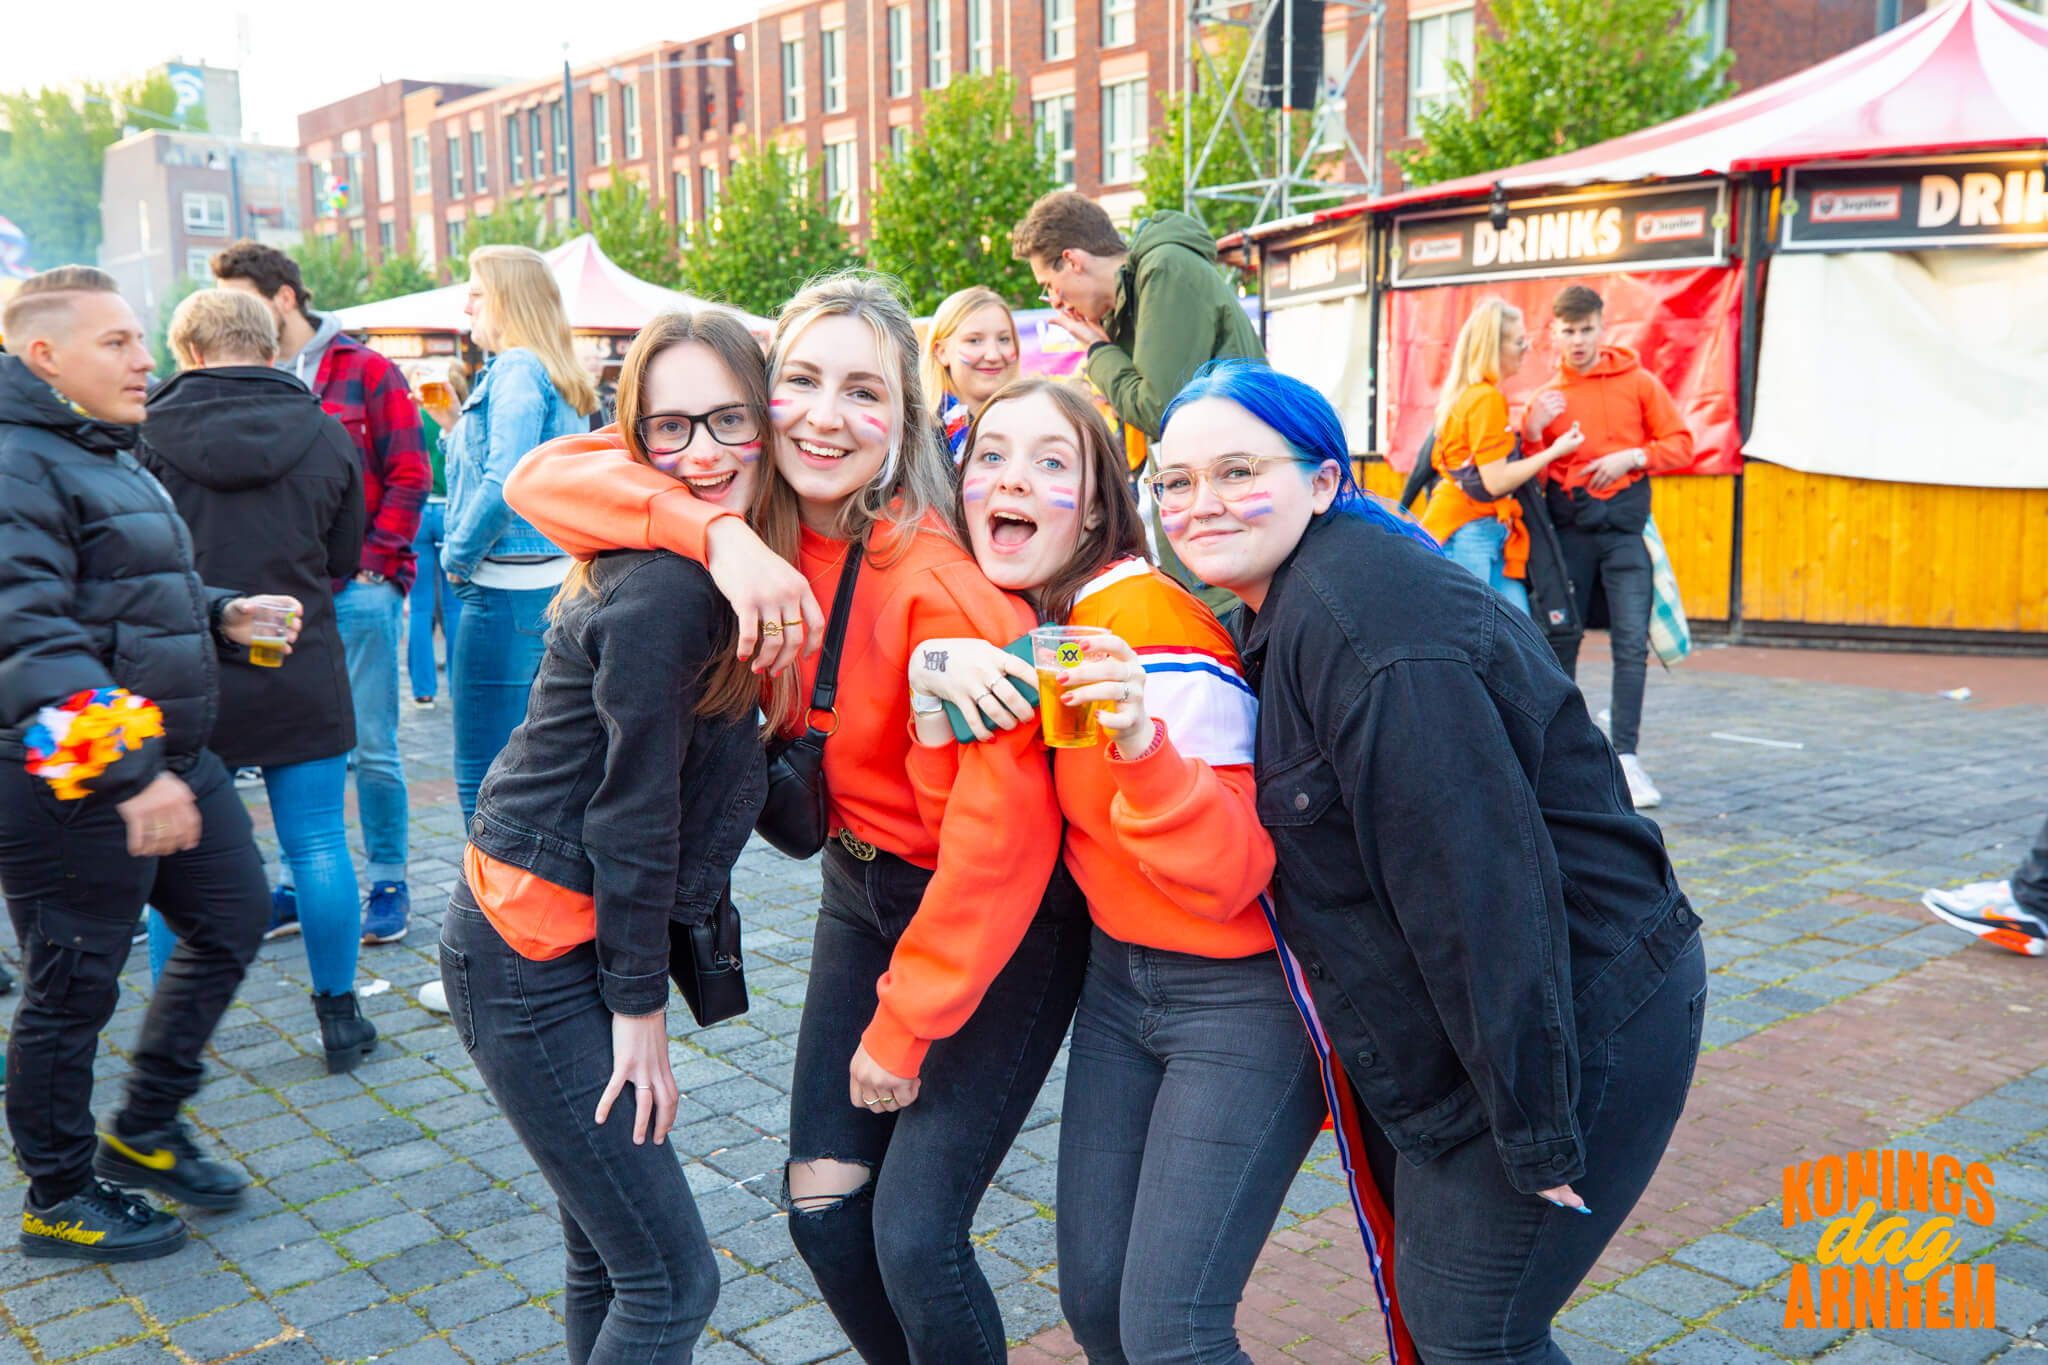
[1181,0,1386,229]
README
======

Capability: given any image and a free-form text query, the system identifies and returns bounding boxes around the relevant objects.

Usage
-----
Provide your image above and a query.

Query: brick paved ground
[2,640,2045,1365]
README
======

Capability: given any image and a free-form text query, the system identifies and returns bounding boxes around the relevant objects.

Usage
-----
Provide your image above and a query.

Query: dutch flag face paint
[1236,493,1276,520]
[1160,507,1193,537]
[962,473,994,503]
[1045,485,1079,511]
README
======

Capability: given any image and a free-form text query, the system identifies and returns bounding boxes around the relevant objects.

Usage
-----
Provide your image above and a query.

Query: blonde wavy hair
[919,286,1018,417]
[468,245,598,416]
[1433,297,1521,438]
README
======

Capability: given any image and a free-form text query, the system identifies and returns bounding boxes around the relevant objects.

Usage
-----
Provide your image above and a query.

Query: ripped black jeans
[787,841,1088,1365]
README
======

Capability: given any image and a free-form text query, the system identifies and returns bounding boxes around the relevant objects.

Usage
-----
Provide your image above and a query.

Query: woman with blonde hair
[1418,298,1582,613]
[442,244,600,822]
[920,286,1020,461]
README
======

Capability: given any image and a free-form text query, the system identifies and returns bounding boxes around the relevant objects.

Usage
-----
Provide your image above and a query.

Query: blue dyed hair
[1159,359,1441,553]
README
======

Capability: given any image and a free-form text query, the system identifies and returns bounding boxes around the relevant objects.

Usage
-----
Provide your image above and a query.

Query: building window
[1102,0,1135,48]
[1688,0,1729,66]
[551,101,568,174]
[782,39,805,122]
[186,248,214,280]
[349,226,366,253]
[1317,28,1348,153]
[448,218,464,256]
[673,170,694,245]
[825,139,859,224]
[1032,93,1076,186]
[1101,78,1145,185]
[622,84,642,159]
[508,115,525,185]
[379,220,396,252]
[968,0,994,72]
[927,0,951,88]
[1407,6,1474,136]
[1045,0,1075,60]
[822,28,847,113]
[529,109,545,180]
[375,141,395,201]
[592,91,611,166]
[447,132,464,197]
[702,165,720,218]
[891,124,911,160]
[411,133,430,194]
[471,130,487,194]
[888,6,913,97]
[183,191,230,235]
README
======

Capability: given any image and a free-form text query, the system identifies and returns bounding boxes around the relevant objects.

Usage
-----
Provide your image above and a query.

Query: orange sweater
[909,559,1276,958]
[504,430,1061,1077]
[1419,381,1527,579]
[1527,345,1695,500]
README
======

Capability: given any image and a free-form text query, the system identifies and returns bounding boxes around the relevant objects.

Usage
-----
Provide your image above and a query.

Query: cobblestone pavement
[3,645,2046,1365]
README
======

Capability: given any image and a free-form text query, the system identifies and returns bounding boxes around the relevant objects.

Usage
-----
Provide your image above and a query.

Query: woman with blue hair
[1154,359,1706,1364]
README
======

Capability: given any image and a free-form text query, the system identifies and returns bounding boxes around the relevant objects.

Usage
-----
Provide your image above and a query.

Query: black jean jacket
[1235,513,1698,1194]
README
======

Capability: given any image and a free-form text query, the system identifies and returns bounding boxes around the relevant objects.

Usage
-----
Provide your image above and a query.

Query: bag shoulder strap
[809,544,865,713]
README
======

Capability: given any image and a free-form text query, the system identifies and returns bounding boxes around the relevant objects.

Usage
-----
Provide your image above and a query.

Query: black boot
[95,1118,247,1211]
[312,991,379,1074]
[21,1180,187,1262]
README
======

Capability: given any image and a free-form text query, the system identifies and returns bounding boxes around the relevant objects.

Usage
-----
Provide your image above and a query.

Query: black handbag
[669,891,747,1028]
[754,545,864,859]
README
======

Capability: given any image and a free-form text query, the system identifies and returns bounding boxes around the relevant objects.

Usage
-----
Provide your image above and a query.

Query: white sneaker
[1619,753,1662,810]
[1921,880,2048,957]
[418,979,450,1014]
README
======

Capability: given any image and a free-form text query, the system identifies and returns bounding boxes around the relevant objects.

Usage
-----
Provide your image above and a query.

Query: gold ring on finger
[761,620,784,637]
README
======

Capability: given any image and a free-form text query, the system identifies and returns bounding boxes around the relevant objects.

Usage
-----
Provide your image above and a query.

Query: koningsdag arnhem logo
[1780,1150,1996,1330]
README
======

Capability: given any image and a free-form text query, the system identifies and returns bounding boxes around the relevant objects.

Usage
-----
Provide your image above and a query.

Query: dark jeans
[2013,812,2048,917]
[1058,930,1326,1365]
[788,842,1089,1365]
[1364,935,1706,1363]
[0,750,269,1206]
[1549,526,1653,755]
[452,581,554,822]
[440,887,717,1365]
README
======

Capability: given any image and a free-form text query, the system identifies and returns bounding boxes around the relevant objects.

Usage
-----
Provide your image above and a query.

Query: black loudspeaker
[1259,0,1326,109]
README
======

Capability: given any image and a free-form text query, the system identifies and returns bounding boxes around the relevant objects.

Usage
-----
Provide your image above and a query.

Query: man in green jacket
[1012,192,1262,613]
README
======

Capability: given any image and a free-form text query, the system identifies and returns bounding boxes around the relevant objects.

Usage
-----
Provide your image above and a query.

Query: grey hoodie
[283,311,346,389]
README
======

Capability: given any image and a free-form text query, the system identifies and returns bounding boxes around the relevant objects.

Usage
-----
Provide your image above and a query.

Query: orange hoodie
[1526,345,1694,500]
[908,559,1277,959]
[503,430,1061,1078]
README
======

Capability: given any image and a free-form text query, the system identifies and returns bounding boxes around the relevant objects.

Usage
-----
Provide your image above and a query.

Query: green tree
[147,272,207,377]
[866,73,1051,316]
[1139,30,1314,238]
[0,73,194,268]
[583,176,681,287]
[1403,0,1733,186]
[365,253,440,302]
[290,234,368,314]
[446,196,564,280]
[678,146,856,318]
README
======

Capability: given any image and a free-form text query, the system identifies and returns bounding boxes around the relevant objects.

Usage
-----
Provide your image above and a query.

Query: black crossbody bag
[668,890,747,1028]
[754,545,864,859]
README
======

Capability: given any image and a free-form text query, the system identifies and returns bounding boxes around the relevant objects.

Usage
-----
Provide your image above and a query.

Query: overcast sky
[5,0,765,146]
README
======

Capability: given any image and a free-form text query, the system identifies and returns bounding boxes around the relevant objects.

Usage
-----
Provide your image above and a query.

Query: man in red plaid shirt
[214,242,428,944]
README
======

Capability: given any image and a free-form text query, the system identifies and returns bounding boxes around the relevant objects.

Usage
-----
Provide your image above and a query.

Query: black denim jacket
[1235,513,1699,1194]
[469,550,766,1016]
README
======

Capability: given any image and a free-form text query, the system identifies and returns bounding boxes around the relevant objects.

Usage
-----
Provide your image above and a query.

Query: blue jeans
[1057,930,1326,1364]
[407,501,462,701]
[332,580,409,883]
[452,581,553,822]
[1444,518,1531,615]
[150,755,361,996]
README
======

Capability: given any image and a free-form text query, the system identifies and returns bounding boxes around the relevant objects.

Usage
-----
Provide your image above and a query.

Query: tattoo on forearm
[923,650,948,673]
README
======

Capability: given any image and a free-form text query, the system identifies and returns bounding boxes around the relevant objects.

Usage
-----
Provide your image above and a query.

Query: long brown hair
[549,309,797,732]
[954,379,1149,625]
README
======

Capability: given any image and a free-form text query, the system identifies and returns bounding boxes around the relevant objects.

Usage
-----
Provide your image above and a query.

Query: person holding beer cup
[899,378,1325,1365]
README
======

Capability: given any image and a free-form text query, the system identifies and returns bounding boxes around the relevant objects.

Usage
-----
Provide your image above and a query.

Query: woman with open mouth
[920,286,1021,461]
[1152,359,1705,1365]
[898,379,1329,1365]
[505,272,1085,1365]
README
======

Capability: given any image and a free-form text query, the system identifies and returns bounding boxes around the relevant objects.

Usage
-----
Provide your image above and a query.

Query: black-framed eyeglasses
[1145,454,1323,513]
[635,405,761,455]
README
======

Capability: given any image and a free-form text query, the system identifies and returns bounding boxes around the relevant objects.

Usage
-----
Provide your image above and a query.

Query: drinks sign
[1391,181,1728,287]
[1264,219,1370,308]
[1784,156,2048,251]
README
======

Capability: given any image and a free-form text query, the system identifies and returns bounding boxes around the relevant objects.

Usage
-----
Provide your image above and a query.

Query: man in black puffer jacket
[0,267,302,1263]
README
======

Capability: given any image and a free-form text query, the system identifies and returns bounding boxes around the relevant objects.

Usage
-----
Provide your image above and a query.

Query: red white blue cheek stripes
[1046,485,1079,511]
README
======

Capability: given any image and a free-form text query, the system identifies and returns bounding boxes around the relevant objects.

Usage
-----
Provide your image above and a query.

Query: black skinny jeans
[1356,935,1707,1363]
[441,887,718,1365]
[0,750,268,1206]
[2012,811,2048,918]
[1548,525,1653,756]
[788,841,1089,1365]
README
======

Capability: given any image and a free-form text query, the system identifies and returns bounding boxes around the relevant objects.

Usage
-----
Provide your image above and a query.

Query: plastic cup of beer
[418,380,454,408]
[248,603,292,669]
[1029,625,1112,748]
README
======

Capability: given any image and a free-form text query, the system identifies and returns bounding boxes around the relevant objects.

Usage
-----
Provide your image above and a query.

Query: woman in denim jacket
[442,245,599,819]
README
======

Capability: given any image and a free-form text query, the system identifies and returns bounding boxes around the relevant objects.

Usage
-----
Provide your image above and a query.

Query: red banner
[1383,266,1744,476]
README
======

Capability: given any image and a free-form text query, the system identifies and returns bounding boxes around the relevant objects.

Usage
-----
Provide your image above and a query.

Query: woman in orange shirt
[1419,299,1582,613]
[439,310,772,1364]
[502,273,1083,1364]
[900,380,1329,1365]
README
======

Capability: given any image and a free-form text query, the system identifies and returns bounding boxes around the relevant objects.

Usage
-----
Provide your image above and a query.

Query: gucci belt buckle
[837,830,878,862]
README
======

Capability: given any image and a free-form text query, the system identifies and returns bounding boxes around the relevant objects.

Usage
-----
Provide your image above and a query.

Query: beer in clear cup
[1029,625,1112,748]
[249,602,292,668]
